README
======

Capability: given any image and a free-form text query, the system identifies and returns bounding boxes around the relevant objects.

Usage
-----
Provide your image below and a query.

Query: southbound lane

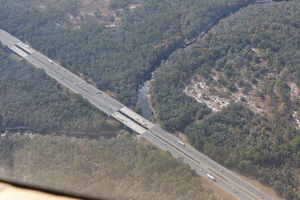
[0,28,274,200]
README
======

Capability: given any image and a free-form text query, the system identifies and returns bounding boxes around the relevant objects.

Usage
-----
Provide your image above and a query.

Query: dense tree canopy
[2,0,300,199]
[150,1,300,199]
[0,0,255,107]
[0,133,219,200]
[0,45,117,133]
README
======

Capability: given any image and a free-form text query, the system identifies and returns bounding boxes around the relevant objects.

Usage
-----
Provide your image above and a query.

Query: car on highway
[199,168,202,172]
[0,28,272,200]
[219,169,223,172]
[99,104,101,107]
[47,59,53,64]
[177,141,185,146]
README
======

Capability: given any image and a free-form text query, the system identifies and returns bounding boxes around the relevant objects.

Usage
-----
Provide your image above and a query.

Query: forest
[0,0,255,108]
[0,133,220,200]
[0,44,119,133]
[107,0,139,9]
[150,0,300,199]
[1,0,300,199]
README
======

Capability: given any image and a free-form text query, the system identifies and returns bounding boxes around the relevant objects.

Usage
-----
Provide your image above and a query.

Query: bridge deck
[119,107,155,129]
[16,43,36,54]
[112,111,147,134]
[10,46,28,58]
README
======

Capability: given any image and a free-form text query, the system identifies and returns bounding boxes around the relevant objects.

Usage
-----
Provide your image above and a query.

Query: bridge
[0,29,274,200]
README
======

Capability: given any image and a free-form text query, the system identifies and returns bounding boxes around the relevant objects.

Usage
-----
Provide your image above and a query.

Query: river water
[137,80,152,120]
[136,0,276,120]
[137,25,220,120]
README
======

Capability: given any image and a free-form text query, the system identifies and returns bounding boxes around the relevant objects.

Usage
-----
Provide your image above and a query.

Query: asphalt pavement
[0,29,275,200]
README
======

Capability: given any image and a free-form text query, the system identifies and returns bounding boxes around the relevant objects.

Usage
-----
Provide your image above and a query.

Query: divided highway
[0,29,274,200]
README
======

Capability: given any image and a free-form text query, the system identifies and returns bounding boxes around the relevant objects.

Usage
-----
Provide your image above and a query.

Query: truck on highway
[116,115,124,122]
[207,174,216,182]
[48,59,53,64]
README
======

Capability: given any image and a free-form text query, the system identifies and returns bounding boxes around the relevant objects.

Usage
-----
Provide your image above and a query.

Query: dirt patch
[139,133,236,199]
[288,81,300,127]
[78,0,110,14]
[184,80,230,112]
[183,48,299,119]
[200,177,239,200]
[170,130,283,200]
[77,0,115,24]
[229,169,284,200]
[37,0,139,27]
[107,118,117,125]
[176,131,188,142]
[184,74,272,116]
[72,0,139,26]
[87,77,95,85]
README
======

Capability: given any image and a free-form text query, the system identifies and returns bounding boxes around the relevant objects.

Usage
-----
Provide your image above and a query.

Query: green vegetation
[107,0,139,9]
[150,1,300,199]
[0,45,116,132]
[0,0,254,107]
[2,0,300,198]
[0,133,218,200]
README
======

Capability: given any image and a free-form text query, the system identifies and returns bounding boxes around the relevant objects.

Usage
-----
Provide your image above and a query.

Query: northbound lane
[0,29,274,200]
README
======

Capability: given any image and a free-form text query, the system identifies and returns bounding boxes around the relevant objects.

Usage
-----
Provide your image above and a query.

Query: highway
[0,29,274,200]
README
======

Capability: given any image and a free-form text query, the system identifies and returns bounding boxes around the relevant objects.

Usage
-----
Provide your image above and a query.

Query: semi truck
[207,174,216,182]
[116,115,124,122]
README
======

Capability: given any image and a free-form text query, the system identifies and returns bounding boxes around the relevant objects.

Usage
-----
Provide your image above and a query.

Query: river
[137,0,279,120]
[137,80,152,120]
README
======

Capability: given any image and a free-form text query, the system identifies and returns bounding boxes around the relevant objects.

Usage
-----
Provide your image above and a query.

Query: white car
[177,141,185,146]
[47,59,53,64]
